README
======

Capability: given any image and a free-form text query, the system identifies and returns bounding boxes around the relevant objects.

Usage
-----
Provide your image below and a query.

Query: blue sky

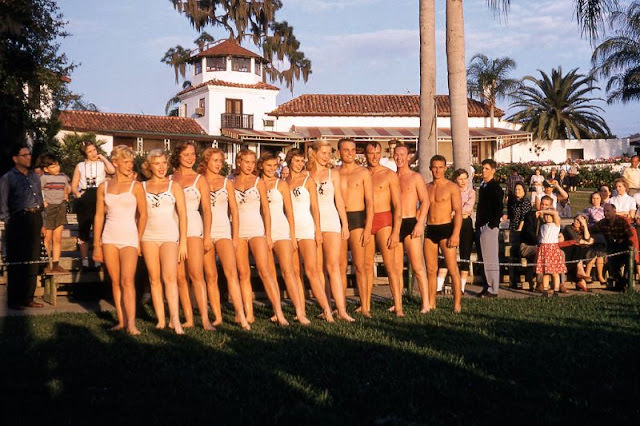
[57,0,638,137]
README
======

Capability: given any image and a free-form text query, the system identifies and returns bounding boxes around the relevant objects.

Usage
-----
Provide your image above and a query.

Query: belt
[23,206,42,213]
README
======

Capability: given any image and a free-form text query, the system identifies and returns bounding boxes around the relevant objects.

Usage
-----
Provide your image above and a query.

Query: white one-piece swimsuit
[209,177,232,241]
[142,180,178,243]
[316,168,341,233]
[183,174,203,238]
[101,180,139,249]
[267,179,290,242]
[291,173,315,240]
[235,176,265,239]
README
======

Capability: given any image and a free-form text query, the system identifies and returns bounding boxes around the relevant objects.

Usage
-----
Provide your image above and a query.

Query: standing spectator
[535,180,568,211]
[548,167,559,182]
[505,167,524,206]
[535,198,567,296]
[623,155,640,196]
[476,159,504,298]
[505,182,531,288]
[530,168,545,203]
[39,153,70,273]
[590,204,633,291]
[0,144,45,310]
[70,141,115,269]
[519,205,543,291]
[568,161,579,191]
[379,139,398,171]
[453,168,475,294]
[558,169,570,193]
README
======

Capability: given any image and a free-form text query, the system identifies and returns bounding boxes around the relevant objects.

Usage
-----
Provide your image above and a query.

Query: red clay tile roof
[269,94,503,118]
[191,39,264,62]
[58,110,209,136]
[177,79,279,96]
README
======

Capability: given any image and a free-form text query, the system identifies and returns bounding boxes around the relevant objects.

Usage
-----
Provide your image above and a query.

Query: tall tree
[418,0,437,179]
[591,1,640,103]
[447,0,470,171]
[161,45,192,84]
[0,0,77,173]
[466,54,519,127]
[169,0,311,91]
[508,67,612,140]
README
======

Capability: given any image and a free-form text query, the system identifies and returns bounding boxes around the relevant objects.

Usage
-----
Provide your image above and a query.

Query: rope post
[628,246,635,294]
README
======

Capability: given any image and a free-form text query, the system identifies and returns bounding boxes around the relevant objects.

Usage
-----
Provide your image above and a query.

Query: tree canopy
[0,0,77,173]
[508,67,612,140]
[591,1,640,103]
[168,0,311,91]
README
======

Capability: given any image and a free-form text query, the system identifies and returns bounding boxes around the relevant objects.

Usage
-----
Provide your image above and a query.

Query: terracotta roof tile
[58,110,208,136]
[269,94,503,118]
[192,39,264,61]
[177,79,279,96]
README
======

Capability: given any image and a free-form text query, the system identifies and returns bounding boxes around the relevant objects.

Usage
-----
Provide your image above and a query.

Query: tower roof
[190,39,265,63]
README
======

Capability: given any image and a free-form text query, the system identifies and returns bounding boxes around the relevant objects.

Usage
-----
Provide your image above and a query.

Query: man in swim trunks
[394,143,430,313]
[365,141,404,316]
[424,155,462,312]
[337,138,374,316]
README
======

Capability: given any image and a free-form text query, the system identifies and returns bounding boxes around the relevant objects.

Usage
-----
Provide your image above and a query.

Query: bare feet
[173,323,185,335]
[213,318,223,326]
[155,321,166,329]
[453,305,461,313]
[337,311,355,322]
[126,326,141,336]
[297,316,311,326]
[182,321,194,328]
[360,310,372,318]
[246,314,255,324]
[319,310,335,322]
[387,306,395,312]
[420,307,431,314]
[110,324,124,332]
[202,322,215,331]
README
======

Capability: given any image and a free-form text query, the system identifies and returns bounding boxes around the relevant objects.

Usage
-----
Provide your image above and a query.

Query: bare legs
[375,227,404,317]
[236,237,288,326]
[294,240,334,321]
[271,240,309,324]
[321,232,355,322]
[343,228,370,317]
[141,241,183,334]
[425,237,462,312]
[177,237,214,330]
[399,235,429,313]
[204,239,250,330]
[103,244,140,334]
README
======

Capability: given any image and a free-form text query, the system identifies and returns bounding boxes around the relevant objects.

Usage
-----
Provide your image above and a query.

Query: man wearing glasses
[0,144,45,309]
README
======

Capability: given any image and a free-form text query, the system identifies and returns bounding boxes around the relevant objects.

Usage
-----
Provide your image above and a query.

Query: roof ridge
[61,110,193,120]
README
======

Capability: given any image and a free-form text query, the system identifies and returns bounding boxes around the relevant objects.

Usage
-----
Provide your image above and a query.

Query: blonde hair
[110,145,134,162]
[141,149,166,179]
[234,148,257,176]
[307,140,332,171]
[197,147,225,175]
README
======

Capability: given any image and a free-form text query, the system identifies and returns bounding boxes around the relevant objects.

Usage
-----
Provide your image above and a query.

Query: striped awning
[221,128,304,142]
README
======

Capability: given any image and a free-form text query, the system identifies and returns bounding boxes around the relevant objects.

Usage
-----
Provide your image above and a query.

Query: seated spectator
[559,169,570,193]
[504,182,531,288]
[560,214,595,291]
[505,167,524,206]
[517,199,547,291]
[590,203,634,291]
[609,177,640,269]
[599,184,612,204]
[583,191,605,227]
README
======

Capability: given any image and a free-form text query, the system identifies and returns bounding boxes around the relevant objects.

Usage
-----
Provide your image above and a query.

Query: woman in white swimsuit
[234,149,288,326]
[171,141,214,331]
[198,148,250,330]
[285,149,334,322]
[259,153,310,325]
[308,140,354,322]
[93,145,147,335]
[140,150,188,335]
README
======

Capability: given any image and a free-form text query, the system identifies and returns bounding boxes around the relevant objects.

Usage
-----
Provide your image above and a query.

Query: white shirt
[623,166,640,189]
[610,193,637,213]
[379,157,397,172]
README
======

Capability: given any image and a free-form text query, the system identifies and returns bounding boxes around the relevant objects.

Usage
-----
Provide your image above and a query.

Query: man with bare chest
[394,144,430,313]
[365,141,404,316]
[336,139,374,316]
[424,155,462,312]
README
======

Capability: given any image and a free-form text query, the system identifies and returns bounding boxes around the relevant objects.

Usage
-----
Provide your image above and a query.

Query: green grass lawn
[2,294,640,425]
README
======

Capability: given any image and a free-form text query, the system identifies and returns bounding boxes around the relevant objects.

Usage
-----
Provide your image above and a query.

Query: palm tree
[508,67,612,140]
[161,45,192,84]
[418,0,437,178]
[447,0,470,171]
[591,1,640,103]
[466,54,519,127]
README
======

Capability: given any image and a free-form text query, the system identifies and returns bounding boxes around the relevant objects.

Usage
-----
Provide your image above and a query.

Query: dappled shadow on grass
[1,294,639,425]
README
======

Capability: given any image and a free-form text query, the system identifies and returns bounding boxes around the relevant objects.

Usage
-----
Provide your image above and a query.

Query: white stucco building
[494,137,636,163]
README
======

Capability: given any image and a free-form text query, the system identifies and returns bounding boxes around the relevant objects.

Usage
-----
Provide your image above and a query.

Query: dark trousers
[459,217,474,272]
[6,211,42,306]
[76,188,97,243]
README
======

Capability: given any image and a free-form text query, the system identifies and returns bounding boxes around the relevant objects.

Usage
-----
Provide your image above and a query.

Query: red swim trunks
[371,211,392,235]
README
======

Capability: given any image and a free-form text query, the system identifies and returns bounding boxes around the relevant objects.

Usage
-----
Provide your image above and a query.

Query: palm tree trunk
[418,0,436,180]
[446,0,470,171]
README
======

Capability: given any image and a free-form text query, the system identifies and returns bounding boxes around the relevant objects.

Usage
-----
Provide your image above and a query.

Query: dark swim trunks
[347,210,366,231]
[371,211,392,235]
[425,222,453,243]
[399,217,417,241]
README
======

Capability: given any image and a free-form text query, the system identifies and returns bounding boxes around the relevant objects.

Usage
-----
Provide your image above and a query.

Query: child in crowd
[39,153,70,273]
[535,196,567,296]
